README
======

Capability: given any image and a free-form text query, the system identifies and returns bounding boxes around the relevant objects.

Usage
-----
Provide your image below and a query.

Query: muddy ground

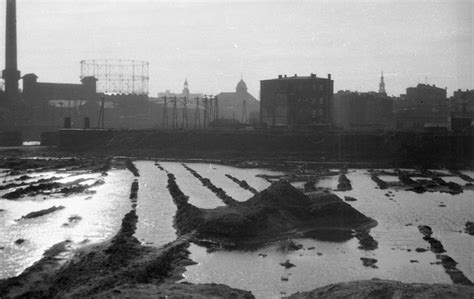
[288,279,474,298]
[1,155,473,298]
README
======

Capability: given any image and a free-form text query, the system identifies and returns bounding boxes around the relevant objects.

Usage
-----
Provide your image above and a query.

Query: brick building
[333,91,393,131]
[260,73,333,127]
[395,84,448,130]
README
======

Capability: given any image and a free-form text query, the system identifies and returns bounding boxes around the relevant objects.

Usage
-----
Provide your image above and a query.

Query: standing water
[133,161,177,247]
[1,162,472,299]
[0,169,132,278]
[183,169,474,298]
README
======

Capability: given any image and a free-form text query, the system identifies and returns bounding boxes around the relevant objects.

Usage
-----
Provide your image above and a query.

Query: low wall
[58,129,473,167]
[0,131,23,146]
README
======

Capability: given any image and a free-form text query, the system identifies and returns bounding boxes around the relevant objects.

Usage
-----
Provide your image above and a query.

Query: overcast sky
[1,0,472,98]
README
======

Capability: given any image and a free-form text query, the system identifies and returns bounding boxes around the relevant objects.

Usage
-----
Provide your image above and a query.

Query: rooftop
[262,73,332,81]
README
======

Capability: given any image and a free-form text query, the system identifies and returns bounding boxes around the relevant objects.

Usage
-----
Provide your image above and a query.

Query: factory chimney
[2,0,21,102]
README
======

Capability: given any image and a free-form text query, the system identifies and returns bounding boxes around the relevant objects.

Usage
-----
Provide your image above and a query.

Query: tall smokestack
[2,0,21,102]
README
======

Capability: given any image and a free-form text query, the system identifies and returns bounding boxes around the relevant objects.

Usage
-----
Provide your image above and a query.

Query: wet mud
[369,169,467,195]
[336,174,352,191]
[360,257,378,268]
[125,159,140,177]
[225,174,258,194]
[19,205,65,220]
[2,179,104,200]
[182,164,238,206]
[166,174,377,250]
[288,279,474,298]
[464,222,474,236]
[418,225,472,285]
[354,230,378,251]
[0,161,253,298]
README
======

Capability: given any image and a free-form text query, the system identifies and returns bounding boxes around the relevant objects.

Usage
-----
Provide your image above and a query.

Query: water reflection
[133,161,176,247]
[183,169,473,298]
[0,169,132,278]
[1,162,472,299]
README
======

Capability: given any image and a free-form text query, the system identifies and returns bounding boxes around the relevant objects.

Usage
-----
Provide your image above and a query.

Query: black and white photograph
[0,0,473,298]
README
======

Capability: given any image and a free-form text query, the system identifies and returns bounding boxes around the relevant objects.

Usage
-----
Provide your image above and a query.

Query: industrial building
[260,73,333,127]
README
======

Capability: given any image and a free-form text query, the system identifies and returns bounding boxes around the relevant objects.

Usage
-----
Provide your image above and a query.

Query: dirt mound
[288,279,474,298]
[176,181,376,248]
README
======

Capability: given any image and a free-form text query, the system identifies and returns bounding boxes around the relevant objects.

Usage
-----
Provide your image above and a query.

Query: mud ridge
[430,174,463,194]
[19,205,65,220]
[354,230,378,250]
[418,225,472,285]
[155,162,168,173]
[2,178,103,200]
[370,174,388,189]
[465,222,474,236]
[125,159,140,177]
[182,164,238,206]
[396,169,464,194]
[360,257,378,268]
[0,176,62,191]
[130,180,139,201]
[450,170,474,182]
[336,174,352,191]
[166,172,203,235]
[225,174,258,194]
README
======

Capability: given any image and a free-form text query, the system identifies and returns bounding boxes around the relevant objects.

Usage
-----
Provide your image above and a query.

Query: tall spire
[378,70,386,95]
[182,78,189,97]
[2,0,21,102]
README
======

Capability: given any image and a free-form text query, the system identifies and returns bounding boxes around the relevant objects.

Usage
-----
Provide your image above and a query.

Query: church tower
[378,71,386,95]
[236,78,247,95]
[182,78,189,98]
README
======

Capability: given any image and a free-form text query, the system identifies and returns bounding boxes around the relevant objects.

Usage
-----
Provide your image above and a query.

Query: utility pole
[203,95,208,128]
[182,96,188,129]
[172,96,178,129]
[194,97,201,129]
[97,96,105,129]
[162,96,168,129]
[242,98,247,123]
[214,96,219,120]
[209,95,214,123]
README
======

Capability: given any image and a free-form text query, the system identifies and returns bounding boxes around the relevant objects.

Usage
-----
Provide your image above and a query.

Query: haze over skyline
[1,0,472,98]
